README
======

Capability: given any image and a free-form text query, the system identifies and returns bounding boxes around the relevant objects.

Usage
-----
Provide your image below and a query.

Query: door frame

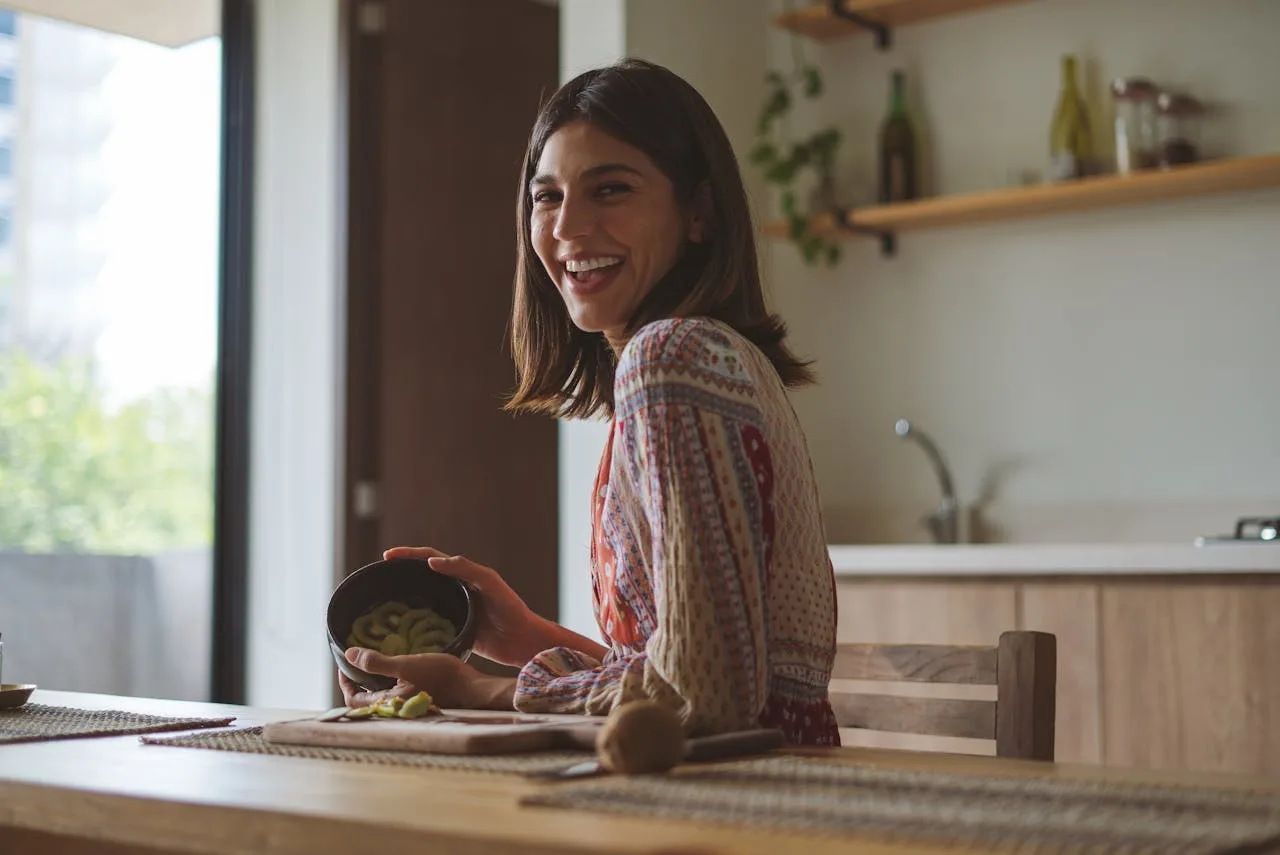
[211,0,256,704]
[336,0,383,585]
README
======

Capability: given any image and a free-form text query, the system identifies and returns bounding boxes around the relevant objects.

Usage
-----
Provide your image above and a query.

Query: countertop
[828,541,1280,576]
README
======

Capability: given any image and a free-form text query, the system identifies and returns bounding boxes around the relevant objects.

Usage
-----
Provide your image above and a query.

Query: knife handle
[551,724,786,761]
[684,728,785,762]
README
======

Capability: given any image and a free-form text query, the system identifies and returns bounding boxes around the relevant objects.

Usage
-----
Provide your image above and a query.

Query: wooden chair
[829,630,1057,761]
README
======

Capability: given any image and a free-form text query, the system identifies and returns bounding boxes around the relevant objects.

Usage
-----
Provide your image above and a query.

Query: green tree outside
[0,350,214,554]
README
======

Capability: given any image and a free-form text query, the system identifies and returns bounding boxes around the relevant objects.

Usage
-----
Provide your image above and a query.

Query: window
[0,5,227,704]
[0,10,15,37]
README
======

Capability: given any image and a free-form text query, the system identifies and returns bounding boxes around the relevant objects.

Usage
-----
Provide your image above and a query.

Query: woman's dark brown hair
[505,57,814,420]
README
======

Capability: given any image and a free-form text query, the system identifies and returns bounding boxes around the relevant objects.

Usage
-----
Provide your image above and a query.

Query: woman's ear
[687,181,713,243]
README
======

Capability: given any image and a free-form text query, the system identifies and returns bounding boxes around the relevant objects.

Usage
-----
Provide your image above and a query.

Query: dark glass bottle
[1049,54,1093,180]
[878,70,917,204]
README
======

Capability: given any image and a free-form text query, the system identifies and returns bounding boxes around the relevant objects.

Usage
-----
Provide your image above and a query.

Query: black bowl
[327,557,477,692]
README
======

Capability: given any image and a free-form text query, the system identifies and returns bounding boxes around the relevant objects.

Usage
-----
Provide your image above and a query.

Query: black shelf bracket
[832,207,897,257]
[828,0,892,50]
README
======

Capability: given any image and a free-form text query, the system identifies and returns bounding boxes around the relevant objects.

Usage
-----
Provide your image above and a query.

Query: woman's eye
[532,190,561,205]
[597,182,633,198]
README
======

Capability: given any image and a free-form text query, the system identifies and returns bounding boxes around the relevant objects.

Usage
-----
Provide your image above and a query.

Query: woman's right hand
[382,546,549,667]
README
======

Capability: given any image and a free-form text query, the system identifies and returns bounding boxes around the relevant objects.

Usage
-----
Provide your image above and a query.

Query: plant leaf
[787,213,807,241]
[803,67,822,98]
[749,141,777,165]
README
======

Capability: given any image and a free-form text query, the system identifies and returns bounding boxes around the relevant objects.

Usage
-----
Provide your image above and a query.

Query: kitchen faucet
[894,419,960,544]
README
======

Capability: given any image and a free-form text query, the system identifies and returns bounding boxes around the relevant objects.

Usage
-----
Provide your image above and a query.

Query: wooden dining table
[2,689,1277,855]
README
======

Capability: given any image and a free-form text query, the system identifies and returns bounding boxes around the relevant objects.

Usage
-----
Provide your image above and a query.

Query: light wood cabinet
[835,575,1280,775]
[1098,581,1280,776]
[1019,583,1102,765]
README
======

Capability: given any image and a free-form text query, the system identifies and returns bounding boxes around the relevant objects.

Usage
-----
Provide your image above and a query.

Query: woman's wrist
[533,614,609,661]
[464,674,517,710]
[498,613,609,667]
[505,612,560,664]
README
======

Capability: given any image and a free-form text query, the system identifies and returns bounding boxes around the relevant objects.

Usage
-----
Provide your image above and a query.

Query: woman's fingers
[345,646,401,680]
[383,545,449,561]
[337,671,384,708]
[338,672,416,709]
[382,546,495,591]
[339,652,421,708]
[426,554,491,587]
[339,648,467,707]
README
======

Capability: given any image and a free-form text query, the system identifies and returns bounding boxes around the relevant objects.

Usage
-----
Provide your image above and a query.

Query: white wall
[247,0,342,710]
[762,0,1280,544]
[555,0,772,640]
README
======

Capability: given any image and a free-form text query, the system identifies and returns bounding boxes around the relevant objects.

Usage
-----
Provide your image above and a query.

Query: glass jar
[1156,92,1202,168]
[1110,77,1159,173]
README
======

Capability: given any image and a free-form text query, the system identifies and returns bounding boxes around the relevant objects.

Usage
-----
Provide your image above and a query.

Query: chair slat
[833,643,999,685]
[830,692,996,741]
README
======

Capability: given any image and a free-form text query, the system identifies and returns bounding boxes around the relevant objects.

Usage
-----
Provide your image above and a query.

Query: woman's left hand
[338,647,516,711]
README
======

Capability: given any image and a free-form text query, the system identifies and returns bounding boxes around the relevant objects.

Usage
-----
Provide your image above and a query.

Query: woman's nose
[552,195,594,241]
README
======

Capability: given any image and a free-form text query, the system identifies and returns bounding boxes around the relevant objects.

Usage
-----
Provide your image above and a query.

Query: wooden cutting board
[262,710,605,755]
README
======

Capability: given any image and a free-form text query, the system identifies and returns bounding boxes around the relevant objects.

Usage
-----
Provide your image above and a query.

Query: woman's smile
[562,254,625,296]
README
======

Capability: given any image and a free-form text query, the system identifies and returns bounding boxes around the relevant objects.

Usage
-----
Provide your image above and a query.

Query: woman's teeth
[565,256,622,272]
[566,256,622,283]
[566,257,621,272]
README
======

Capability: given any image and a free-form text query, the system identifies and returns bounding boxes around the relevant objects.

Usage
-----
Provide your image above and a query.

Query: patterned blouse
[514,316,841,746]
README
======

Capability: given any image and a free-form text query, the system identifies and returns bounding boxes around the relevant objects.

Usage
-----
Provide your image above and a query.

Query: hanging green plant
[750,65,843,268]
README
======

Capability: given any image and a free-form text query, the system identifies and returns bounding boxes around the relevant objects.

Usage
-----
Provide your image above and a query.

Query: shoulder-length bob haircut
[505,58,814,420]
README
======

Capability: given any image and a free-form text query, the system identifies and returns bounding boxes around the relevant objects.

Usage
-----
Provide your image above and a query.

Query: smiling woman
[340,58,841,747]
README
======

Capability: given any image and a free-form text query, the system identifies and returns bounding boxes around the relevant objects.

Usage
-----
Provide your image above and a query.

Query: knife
[526,727,785,780]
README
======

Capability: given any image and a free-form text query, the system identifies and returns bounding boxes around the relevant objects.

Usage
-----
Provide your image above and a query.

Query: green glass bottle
[1049,54,1093,180]
[878,70,917,204]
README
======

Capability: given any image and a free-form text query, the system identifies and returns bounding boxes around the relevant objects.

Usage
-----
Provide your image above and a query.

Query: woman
[340,58,840,746]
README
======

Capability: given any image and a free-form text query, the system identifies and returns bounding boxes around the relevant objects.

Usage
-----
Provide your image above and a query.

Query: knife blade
[526,727,785,780]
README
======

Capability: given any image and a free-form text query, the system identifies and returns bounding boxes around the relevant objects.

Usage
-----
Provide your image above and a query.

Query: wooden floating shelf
[763,153,1280,246]
[775,0,1033,43]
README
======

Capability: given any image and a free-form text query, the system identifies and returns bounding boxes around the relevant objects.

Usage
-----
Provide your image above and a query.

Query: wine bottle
[1049,54,1092,180]
[878,70,917,204]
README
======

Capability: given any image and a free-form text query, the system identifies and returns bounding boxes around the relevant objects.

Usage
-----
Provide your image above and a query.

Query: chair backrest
[829,630,1056,761]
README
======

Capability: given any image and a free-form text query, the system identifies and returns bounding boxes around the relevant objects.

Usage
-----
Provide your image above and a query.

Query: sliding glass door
[0,1,246,702]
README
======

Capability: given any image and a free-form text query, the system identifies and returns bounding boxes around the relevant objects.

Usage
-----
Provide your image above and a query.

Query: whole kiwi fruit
[595,700,686,775]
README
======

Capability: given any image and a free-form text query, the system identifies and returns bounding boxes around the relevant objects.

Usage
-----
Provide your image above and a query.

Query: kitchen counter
[829,543,1280,774]
[828,541,1280,576]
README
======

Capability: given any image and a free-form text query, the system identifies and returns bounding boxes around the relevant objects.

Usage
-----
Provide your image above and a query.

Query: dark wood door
[341,0,560,648]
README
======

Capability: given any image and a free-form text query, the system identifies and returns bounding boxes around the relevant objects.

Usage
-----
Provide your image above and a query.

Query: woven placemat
[0,703,235,745]
[141,725,593,775]
[523,755,1280,855]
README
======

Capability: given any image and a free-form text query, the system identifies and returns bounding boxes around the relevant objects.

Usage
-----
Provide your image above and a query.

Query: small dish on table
[0,683,36,709]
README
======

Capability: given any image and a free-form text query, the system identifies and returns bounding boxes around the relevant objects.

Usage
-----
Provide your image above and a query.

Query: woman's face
[529,121,702,347]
